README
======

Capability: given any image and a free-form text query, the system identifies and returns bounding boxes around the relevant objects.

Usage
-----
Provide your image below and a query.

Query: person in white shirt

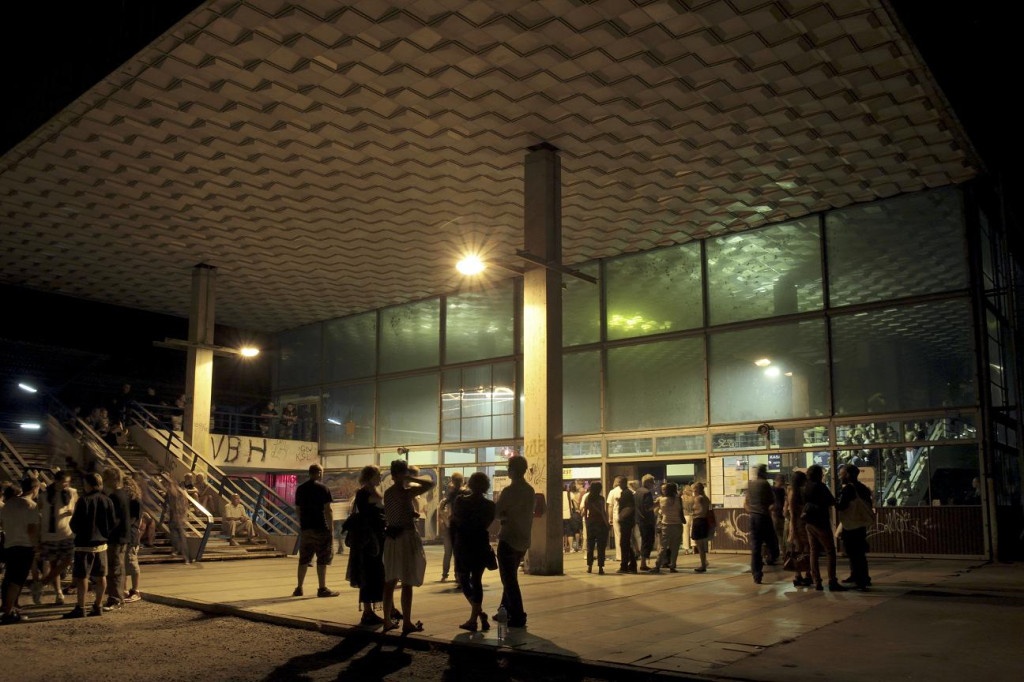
[223,493,256,545]
[605,476,624,562]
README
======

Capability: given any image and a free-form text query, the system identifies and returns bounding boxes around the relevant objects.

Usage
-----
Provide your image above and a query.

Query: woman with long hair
[690,482,711,573]
[346,465,388,625]
[451,472,496,632]
[582,481,609,574]
[785,470,812,587]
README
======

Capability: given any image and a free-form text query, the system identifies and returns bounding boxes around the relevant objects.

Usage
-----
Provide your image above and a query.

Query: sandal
[402,620,424,635]
[458,619,477,632]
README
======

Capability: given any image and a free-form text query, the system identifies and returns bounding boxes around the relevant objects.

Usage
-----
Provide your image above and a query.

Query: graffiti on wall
[209,434,319,469]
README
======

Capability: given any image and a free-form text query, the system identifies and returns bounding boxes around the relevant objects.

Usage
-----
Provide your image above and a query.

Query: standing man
[438,472,465,583]
[102,467,130,610]
[836,464,873,590]
[493,455,534,629]
[292,464,339,598]
[64,473,117,618]
[1,477,40,624]
[744,464,779,584]
[635,475,656,572]
[605,476,624,563]
[615,477,637,574]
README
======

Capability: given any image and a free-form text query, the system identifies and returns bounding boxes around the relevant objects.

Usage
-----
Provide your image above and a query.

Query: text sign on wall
[209,434,319,471]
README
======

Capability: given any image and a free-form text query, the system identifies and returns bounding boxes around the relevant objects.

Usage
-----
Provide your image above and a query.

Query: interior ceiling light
[456,255,485,275]
[754,358,771,367]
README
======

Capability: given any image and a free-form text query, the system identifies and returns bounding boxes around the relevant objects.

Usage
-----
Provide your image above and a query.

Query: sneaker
[89,605,103,617]
[102,598,122,612]
[55,592,65,606]
[292,587,303,597]
[316,587,339,598]
[1,611,28,624]
[694,567,707,573]
[31,581,43,605]
[62,606,86,619]
[493,607,508,623]
[124,591,142,603]
[828,580,848,592]
[228,539,239,547]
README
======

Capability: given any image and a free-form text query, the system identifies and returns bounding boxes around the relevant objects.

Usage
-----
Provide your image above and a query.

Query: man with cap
[836,464,874,590]
[744,464,779,584]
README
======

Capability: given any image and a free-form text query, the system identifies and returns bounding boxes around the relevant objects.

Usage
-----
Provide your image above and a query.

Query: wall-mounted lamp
[153,338,260,358]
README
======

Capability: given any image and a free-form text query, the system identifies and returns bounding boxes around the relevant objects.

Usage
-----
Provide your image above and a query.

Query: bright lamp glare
[20,422,42,430]
[764,366,781,378]
[18,382,38,393]
[456,255,485,275]
[239,346,260,358]
[327,418,342,425]
[754,358,771,367]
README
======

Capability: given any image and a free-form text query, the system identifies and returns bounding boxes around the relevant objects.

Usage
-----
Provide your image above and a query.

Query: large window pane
[562,263,600,347]
[277,324,322,389]
[380,299,439,373]
[827,187,967,306]
[324,312,376,382]
[377,374,439,446]
[564,350,601,435]
[606,244,703,340]
[445,284,514,364]
[706,218,822,325]
[709,320,827,424]
[441,363,515,442]
[831,300,976,414]
[322,382,374,450]
[607,337,706,430]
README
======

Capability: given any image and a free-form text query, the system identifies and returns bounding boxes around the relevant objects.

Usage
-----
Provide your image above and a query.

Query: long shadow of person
[444,632,585,682]
[259,634,413,681]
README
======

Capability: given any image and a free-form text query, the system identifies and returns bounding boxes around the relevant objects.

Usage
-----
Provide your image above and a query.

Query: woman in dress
[690,482,711,573]
[582,481,609,574]
[381,459,434,634]
[346,465,388,625]
[785,470,812,587]
[451,472,496,632]
[655,482,684,573]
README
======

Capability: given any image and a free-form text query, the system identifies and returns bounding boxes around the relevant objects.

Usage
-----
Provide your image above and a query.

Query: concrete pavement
[140,546,1023,681]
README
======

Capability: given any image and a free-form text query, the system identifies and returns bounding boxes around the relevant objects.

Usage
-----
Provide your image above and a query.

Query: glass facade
[274,186,999,558]
[706,218,822,325]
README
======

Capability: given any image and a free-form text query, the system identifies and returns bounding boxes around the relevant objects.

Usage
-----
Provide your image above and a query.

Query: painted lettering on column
[249,439,267,463]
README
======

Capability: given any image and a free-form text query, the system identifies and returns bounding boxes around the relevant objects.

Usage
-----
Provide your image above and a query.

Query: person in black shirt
[615,478,637,574]
[292,464,338,598]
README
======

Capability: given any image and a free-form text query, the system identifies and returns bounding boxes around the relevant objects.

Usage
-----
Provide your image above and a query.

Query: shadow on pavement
[259,635,412,681]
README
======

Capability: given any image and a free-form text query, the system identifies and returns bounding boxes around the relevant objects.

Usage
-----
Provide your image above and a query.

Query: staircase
[139,517,286,564]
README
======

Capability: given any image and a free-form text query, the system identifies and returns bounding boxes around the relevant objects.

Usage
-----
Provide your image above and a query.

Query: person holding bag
[836,464,874,591]
[451,473,496,632]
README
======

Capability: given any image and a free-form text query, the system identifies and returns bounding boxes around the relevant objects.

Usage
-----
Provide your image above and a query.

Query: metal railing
[129,403,301,551]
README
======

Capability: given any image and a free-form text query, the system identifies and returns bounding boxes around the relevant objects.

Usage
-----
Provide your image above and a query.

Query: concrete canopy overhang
[0,0,979,334]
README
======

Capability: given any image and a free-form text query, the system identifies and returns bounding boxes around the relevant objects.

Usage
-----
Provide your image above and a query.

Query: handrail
[0,426,55,487]
[46,396,138,476]
[129,403,302,544]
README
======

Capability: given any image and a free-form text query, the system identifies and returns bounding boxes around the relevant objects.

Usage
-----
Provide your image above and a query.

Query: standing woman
[451,472,496,632]
[382,459,434,634]
[582,481,609,574]
[690,482,711,573]
[346,465,388,625]
[655,482,684,573]
[785,470,812,587]
[681,483,695,555]
[122,474,144,601]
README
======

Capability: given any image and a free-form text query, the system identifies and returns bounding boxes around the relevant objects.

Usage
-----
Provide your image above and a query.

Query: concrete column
[184,263,215,460]
[522,142,564,576]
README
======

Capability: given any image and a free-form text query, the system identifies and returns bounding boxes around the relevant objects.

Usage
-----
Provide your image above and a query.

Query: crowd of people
[0,466,147,624]
[562,476,715,576]
[304,453,536,635]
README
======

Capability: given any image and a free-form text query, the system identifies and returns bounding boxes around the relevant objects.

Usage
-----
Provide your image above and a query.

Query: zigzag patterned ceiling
[0,0,977,333]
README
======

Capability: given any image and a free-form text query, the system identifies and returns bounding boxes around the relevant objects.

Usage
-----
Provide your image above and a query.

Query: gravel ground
[0,600,662,682]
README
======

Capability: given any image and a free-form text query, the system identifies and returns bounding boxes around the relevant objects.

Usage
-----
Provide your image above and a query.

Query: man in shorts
[64,472,117,618]
[292,464,339,597]
[1,477,40,624]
